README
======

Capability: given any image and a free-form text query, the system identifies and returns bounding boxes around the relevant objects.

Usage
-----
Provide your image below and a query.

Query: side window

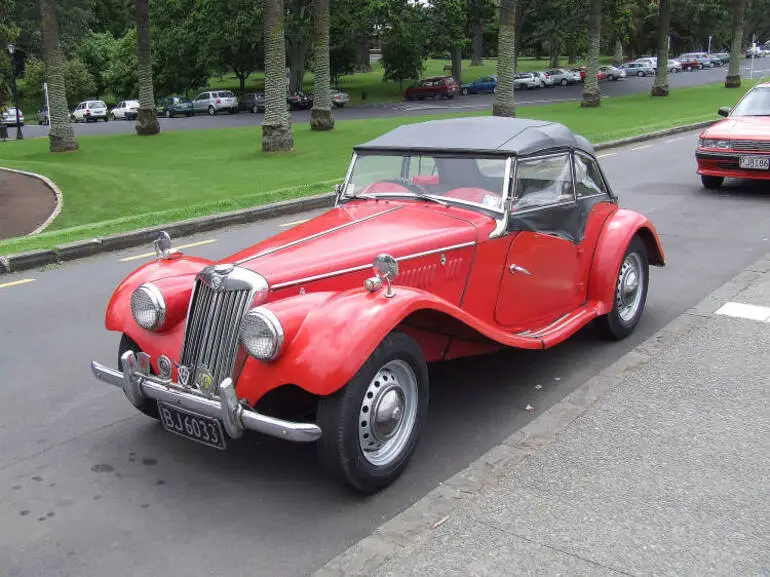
[574,153,609,198]
[511,154,574,212]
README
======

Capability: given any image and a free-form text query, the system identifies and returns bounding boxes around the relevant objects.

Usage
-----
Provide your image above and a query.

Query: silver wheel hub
[616,253,644,322]
[358,360,419,467]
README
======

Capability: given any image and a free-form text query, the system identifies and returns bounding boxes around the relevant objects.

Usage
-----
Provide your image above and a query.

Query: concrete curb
[0,166,64,235]
[0,119,716,276]
[0,192,335,274]
[312,250,770,577]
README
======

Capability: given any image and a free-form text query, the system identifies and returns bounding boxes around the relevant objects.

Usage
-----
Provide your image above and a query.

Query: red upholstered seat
[361,181,409,194]
[443,187,496,204]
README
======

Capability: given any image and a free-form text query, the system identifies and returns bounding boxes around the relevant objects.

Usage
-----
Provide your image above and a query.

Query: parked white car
[72,100,109,122]
[513,72,541,90]
[331,89,350,108]
[1,106,24,127]
[192,90,239,115]
[110,100,140,120]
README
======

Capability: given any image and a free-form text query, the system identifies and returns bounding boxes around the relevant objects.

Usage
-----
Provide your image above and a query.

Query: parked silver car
[599,65,626,81]
[619,62,655,77]
[513,72,541,90]
[545,68,579,86]
[192,90,239,115]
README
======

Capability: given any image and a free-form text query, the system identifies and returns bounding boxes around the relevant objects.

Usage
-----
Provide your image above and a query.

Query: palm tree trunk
[471,20,484,66]
[651,0,671,97]
[311,0,334,131]
[581,0,602,107]
[38,0,77,152]
[725,0,746,88]
[492,0,516,117]
[263,0,294,151]
[135,0,159,135]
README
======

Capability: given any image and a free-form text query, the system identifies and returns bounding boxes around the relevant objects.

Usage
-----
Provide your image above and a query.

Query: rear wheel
[701,175,724,189]
[597,235,649,340]
[316,331,429,494]
[118,334,160,420]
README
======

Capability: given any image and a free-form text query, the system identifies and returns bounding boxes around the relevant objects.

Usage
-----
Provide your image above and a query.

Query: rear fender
[235,285,546,405]
[586,208,665,315]
[104,255,211,359]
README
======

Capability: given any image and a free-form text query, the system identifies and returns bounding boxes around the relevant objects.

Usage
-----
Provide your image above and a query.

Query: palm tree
[581,0,602,107]
[725,0,746,88]
[492,0,516,117]
[310,0,334,131]
[263,0,294,151]
[38,0,77,152]
[135,0,159,135]
[651,0,671,97]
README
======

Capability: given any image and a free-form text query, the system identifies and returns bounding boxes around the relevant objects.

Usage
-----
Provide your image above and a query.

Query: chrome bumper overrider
[90,350,322,443]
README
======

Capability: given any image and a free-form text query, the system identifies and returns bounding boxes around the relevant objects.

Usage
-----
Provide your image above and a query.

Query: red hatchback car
[91,117,664,494]
[404,76,459,100]
[696,82,770,189]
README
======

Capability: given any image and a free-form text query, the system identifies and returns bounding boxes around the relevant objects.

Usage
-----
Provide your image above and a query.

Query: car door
[193,93,207,112]
[494,152,583,331]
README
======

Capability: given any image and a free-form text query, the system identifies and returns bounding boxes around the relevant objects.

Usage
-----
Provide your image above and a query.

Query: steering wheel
[377,178,429,195]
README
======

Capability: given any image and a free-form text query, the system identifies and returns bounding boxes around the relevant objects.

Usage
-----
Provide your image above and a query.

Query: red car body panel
[696,115,770,181]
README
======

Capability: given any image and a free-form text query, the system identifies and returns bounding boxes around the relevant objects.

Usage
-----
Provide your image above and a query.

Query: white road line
[598,152,617,158]
[0,278,36,289]
[714,301,770,322]
[119,239,218,262]
[665,136,685,143]
[631,144,652,151]
[280,218,310,228]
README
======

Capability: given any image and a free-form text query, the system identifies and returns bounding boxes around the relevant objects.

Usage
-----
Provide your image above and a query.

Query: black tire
[117,333,160,420]
[596,235,649,340]
[701,175,724,189]
[316,331,429,494]
[561,78,567,86]
[208,105,216,115]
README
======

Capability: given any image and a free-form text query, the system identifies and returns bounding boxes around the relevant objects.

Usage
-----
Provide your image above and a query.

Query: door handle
[509,264,532,275]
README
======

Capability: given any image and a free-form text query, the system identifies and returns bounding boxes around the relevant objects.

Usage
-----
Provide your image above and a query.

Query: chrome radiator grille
[731,140,770,152]
[180,279,251,391]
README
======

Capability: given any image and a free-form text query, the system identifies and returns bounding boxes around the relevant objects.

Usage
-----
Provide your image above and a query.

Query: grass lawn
[0,79,762,257]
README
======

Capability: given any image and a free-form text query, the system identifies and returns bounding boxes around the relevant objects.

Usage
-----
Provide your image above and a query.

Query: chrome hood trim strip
[270,241,477,291]
[235,206,402,265]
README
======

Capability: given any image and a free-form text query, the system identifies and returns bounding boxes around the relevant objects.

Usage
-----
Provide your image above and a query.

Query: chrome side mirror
[718,106,731,117]
[374,253,398,298]
[153,231,178,259]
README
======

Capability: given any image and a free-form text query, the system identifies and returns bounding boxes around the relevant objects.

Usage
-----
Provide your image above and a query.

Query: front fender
[586,208,665,315]
[236,285,547,405]
[104,255,212,357]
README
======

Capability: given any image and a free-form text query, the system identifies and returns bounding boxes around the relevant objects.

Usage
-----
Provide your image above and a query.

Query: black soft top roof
[354,117,595,156]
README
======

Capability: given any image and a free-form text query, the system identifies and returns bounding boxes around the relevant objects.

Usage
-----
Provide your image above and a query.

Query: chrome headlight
[239,308,284,361]
[130,283,166,330]
[699,138,732,149]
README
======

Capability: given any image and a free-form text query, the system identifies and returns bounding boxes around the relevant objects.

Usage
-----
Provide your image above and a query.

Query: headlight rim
[239,307,284,361]
[130,282,167,331]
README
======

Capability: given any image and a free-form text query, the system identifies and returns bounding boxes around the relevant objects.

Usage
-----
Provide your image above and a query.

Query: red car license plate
[158,401,227,449]
[739,156,770,170]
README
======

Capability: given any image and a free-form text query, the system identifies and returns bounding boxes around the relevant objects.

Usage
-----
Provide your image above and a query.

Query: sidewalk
[315,255,770,577]
[0,167,59,239]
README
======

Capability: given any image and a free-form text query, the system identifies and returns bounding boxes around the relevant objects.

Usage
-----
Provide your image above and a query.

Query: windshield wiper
[405,191,449,207]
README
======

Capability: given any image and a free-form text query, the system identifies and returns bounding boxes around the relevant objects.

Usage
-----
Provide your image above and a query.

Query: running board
[514,304,600,349]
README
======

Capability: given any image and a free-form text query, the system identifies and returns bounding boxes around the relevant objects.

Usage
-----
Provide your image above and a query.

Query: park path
[0,168,57,240]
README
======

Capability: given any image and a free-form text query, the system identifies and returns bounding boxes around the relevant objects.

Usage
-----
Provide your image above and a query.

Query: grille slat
[730,140,770,152]
[180,276,252,394]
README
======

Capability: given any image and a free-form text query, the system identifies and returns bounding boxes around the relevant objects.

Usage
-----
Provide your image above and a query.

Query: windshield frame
[336,149,514,216]
[728,85,770,117]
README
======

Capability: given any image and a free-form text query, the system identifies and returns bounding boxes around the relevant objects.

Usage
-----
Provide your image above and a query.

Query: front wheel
[208,105,216,116]
[117,334,160,420]
[596,235,649,340]
[316,331,429,494]
[701,175,724,189]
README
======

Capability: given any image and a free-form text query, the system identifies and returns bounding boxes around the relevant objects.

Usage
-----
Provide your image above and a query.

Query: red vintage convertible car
[91,117,665,493]
[696,81,770,189]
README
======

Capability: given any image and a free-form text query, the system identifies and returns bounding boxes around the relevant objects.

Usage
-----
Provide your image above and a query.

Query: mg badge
[211,276,223,290]
[158,355,173,380]
[177,365,191,388]
[196,369,215,393]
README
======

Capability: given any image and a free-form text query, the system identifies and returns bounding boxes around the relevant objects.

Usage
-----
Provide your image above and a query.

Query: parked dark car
[461,75,497,95]
[239,92,265,113]
[404,76,459,100]
[288,91,313,110]
[157,96,194,118]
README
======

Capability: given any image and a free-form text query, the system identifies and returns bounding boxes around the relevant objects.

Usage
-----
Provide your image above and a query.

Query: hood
[704,116,770,140]
[223,200,490,288]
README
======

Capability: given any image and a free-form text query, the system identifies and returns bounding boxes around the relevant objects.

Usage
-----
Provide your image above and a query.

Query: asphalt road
[2,130,770,577]
[13,59,770,139]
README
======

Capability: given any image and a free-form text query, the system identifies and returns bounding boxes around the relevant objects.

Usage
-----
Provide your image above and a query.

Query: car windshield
[343,152,508,211]
[731,87,770,116]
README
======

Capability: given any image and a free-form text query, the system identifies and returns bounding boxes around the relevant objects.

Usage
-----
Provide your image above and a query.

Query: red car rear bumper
[696,150,770,181]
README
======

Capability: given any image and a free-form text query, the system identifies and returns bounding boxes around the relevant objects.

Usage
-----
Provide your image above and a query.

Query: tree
[74,31,118,95]
[427,0,466,83]
[467,0,495,66]
[380,3,427,90]
[651,0,671,97]
[286,0,312,93]
[492,0,516,117]
[39,0,78,152]
[725,0,746,88]
[0,0,19,108]
[134,0,159,134]
[262,0,294,152]
[311,0,334,130]
[580,0,602,107]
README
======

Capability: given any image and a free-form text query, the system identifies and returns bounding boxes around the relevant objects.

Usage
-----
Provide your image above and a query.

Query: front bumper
[91,350,322,443]
[696,150,770,180]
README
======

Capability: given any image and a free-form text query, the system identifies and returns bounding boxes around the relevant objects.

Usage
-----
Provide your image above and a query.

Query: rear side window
[512,154,574,211]
[574,153,609,198]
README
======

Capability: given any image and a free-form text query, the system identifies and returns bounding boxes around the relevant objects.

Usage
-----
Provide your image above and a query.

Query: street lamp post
[6,43,23,140]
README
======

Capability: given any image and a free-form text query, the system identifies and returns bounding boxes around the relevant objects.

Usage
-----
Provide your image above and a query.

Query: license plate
[739,156,770,170]
[157,402,226,450]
